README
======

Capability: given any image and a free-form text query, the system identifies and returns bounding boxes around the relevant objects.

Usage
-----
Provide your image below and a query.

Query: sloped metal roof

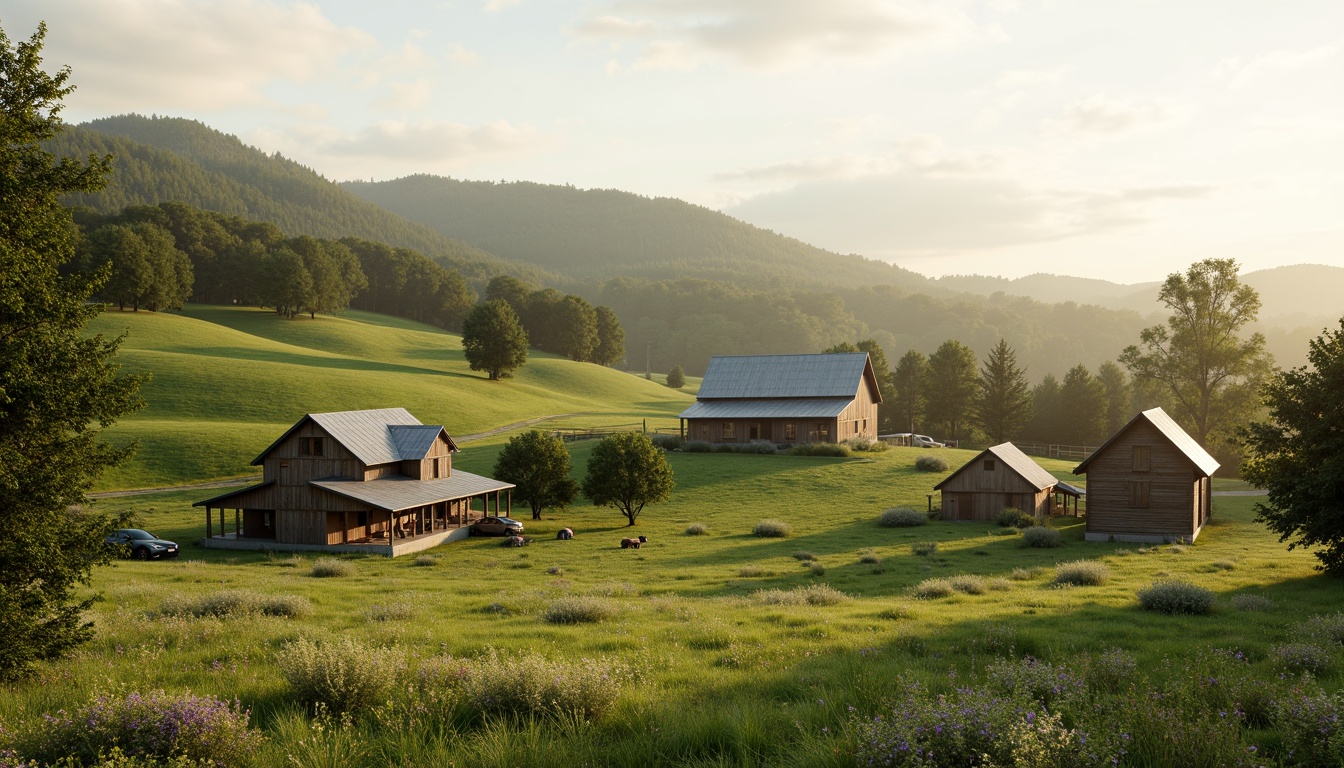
[678,398,852,420]
[695,353,872,400]
[193,481,275,507]
[1054,481,1086,497]
[310,471,514,512]
[1074,407,1220,477]
[389,425,457,459]
[251,409,458,466]
[935,442,1059,491]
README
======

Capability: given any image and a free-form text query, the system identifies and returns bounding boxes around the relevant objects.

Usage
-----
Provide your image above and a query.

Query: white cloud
[715,134,1002,185]
[1214,43,1338,89]
[570,0,982,71]
[1041,95,1179,136]
[483,0,522,11]
[290,119,555,165]
[9,0,375,111]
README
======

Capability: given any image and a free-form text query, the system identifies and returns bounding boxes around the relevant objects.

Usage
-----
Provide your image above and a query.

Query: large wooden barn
[678,353,881,445]
[1073,407,1219,543]
[935,442,1068,521]
[195,408,514,557]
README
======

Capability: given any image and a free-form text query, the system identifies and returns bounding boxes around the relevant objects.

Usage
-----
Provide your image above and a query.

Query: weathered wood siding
[1082,420,1201,539]
[938,453,1053,521]
[686,416,843,445]
[241,509,275,539]
[837,380,880,441]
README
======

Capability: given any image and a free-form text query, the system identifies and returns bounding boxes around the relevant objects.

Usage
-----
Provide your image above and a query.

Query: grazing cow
[557,528,574,540]
[502,535,528,547]
[637,535,648,543]
[620,537,641,549]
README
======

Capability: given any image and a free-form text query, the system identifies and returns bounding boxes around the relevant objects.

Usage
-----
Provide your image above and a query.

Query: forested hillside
[46,115,547,285]
[343,175,931,291]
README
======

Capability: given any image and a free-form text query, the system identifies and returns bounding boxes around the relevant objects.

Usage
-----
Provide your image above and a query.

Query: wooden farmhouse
[678,353,881,445]
[934,442,1080,521]
[1073,407,1219,544]
[195,408,514,557]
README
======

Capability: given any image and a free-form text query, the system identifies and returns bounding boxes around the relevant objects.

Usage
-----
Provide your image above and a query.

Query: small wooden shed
[935,442,1060,521]
[1073,407,1219,543]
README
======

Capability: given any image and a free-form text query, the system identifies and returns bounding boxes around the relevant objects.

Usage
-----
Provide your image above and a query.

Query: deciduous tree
[582,432,674,526]
[666,365,685,389]
[492,431,579,520]
[592,305,625,366]
[0,22,144,681]
[461,299,528,380]
[556,294,599,362]
[974,339,1032,444]
[1242,319,1344,574]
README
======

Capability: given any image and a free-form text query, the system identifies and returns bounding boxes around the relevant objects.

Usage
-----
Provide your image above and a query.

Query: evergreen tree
[593,305,625,366]
[461,299,528,380]
[0,22,144,681]
[492,430,579,520]
[974,339,1032,444]
[1058,364,1107,446]
[925,340,978,442]
[892,350,929,433]
[1024,374,1062,443]
[1096,361,1132,436]
[582,432,674,526]
[666,365,685,389]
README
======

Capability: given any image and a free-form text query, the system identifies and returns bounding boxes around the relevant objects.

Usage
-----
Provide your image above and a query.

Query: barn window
[984,459,996,471]
[1129,480,1151,508]
[432,458,440,479]
[300,437,324,457]
[1132,445,1150,472]
[722,422,736,439]
[817,423,830,441]
[358,511,367,527]
[784,423,797,440]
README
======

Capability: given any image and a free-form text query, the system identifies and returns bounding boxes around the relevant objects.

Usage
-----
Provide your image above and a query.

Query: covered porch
[1052,481,1086,517]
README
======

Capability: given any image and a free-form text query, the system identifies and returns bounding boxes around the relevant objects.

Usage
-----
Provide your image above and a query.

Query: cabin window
[1132,445,1151,472]
[722,422,736,439]
[784,423,797,441]
[817,423,829,441]
[1129,480,1151,508]
[984,459,996,471]
[300,437,324,457]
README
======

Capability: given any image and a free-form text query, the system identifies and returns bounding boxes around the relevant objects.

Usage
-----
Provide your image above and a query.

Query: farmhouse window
[300,437,324,457]
[749,423,761,440]
[817,423,830,441]
[784,423,797,441]
[1132,445,1150,472]
[984,459,996,471]
[722,421,736,439]
[1129,480,1151,508]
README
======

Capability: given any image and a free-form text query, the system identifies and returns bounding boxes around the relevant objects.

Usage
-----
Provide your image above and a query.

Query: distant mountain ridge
[48,115,550,285]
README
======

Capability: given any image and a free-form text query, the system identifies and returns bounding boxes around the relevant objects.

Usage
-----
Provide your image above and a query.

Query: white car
[880,433,946,448]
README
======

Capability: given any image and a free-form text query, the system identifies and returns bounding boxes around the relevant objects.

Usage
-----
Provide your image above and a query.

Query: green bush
[419,647,633,719]
[1009,566,1042,580]
[1298,612,1344,645]
[1270,643,1336,676]
[879,507,927,527]
[807,562,826,576]
[543,596,615,624]
[911,541,938,557]
[1054,560,1111,586]
[412,554,438,567]
[754,584,849,606]
[650,433,684,451]
[740,440,778,454]
[310,557,355,578]
[914,455,947,472]
[158,589,312,619]
[1270,690,1344,768]
[684,522,709,535]
[787,443,852,457]
[276,636,391,714]
[682,440,715,453]
[364,602,415,622]
[1022,526,1063,548]
[947,575,987,595]
[845,436,889,453]
[911,578,955,599]
[996,507,1036,528]
[1228,593,1275,612]
[1137,580,1216,615]
[858,552,882,565]
[753,519,792,538]
[792,550,816,561]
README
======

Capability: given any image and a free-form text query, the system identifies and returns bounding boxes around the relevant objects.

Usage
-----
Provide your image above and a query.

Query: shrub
[914,455,947,472]
[1271,690,1344,768]
[364,602,415,622]
[996,507,1036,528]
[1083,648,1138,694]
[412,554,438,567]
[807,562,826,576]
[649,433,684,451]
[911,577,955,599]
[737,565,774,578]
[1022,526,1062,548]
[792,550,817,561]
[788,442,851,457]
[684,521,709,535]
[846,436,889,453]
[276,637,391,715]
[310,557,355,578]
[1270,643,1336,676]
[419,648,633,720]
[911,541,938,557]
[858,553,882,565]
[10,690,261,767]
[1229,593,1275,612]
[682,440,715,453]
[754,584,849,606]
[546,565,564,575]
[879,507,927,527]
[740,440,778,454]
[1053,560,1111,586]
[947,575,988,595]
[1298,612,1344,646]
[543,596,615,624]
[986,657,1084,707]
[1009,567,1042,581]
[753,519,792,538]
[1137,580,1216,615]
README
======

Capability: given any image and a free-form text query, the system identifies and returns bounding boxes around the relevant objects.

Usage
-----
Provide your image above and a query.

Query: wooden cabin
[195,408,514,556]
[935,442,1062,521]
[678,353,881,445]
[1073,407,1219,543]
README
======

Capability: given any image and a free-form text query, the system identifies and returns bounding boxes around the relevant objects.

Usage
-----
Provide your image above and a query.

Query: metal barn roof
[678,398,852,420]
[251,408,458,467]
[934,442,1059,491]
[1074,407,1220,477]
[311,471,514,512]
[694,353,872,400]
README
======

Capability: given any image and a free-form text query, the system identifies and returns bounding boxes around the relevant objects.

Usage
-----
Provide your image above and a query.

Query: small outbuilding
[935,442,1062,521]
[1073,407,1219,543]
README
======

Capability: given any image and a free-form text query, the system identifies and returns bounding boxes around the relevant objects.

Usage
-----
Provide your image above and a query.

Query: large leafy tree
[592,305,625,366]
[0,22,144,681]
[492,430,579,520]
[892,350,929,433]
[925,340,978,442]
[1119,258,1272,446]
[1242,319,1344,574]
[582,432,674,526]
[555,294,599,362]
[461,299,528,380]
[974,339,1032,444]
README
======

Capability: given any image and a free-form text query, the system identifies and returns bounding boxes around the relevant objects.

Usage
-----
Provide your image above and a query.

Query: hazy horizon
[9,0,1341,283]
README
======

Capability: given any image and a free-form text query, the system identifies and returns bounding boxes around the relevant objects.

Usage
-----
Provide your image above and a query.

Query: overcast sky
[10,1,1342,283]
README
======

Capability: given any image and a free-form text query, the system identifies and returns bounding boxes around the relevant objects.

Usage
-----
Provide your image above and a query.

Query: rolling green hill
[89,306,693,489]
[47,115,551,285]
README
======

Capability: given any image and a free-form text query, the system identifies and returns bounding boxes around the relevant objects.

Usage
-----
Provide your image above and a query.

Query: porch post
[507,490,512,516]
[206,506,212,539]
[235,509,240,537]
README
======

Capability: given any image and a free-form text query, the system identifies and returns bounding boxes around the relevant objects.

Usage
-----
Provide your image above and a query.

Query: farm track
[90,413,583,499]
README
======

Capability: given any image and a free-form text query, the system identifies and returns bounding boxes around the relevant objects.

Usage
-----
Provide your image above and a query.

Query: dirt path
[89,413,584,499]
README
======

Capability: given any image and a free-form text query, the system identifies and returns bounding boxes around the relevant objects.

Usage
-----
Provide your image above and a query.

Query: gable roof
[694,353,877,400]
[251,408,459,466]
[679,398,853,420]
[1073,407,1220,477]
[934,442,1058,491]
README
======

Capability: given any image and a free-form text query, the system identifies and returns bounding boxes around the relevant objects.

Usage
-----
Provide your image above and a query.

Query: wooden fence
[552,422,646,442]
[1015,442,1098,462]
